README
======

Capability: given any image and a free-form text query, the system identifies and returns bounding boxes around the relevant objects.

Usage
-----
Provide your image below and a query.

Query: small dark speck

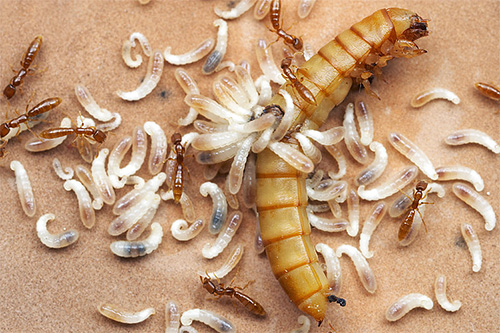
[455,235,466,248]
[160,90,171,99]
[227,0,236,9]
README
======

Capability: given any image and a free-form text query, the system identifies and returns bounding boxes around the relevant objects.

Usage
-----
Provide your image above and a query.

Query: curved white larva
[290,315,311,333]
[202,211,242,259]
[255,39,286,84]
[115,126,147,178]
[301,126,344,146]
[108,192,157,236]
[75,85,113,122]
[358,166,418,201]
[10,160,36,217]
[436,165,484,192]
[325,144,347,180]
[270,89,295,142]
[461,223,482,272]
[110,222,163,258]
[453,183,496,231]
[144,121,167,175]
[52,158,73,180]
[192,131,247,151]
[36,214,79,249]
[346,189,360,237]
[307,170,324,188]
[228,134,256,194]
[307,208,348,232]
[336,244,376,293]
[198,243,244,280]
[344,103,369,164]
[160,191,196,223]
[98,303,155,324]
[63,179,95,229]
[96,112,122,132]
[411,88,460,108]
[355,100,374,146]
[200,182,228,235]
[116,50,164,101]
[179,326,198,333]
[293,133,322,164]
[445,129,500,154]
[25,117,72,152]
[166,301,181,333]
[307,180,347,202]
[181,309,235,333]
[126,193,161,241]
[252,126,274,154]
[185,94,246,124]
[108,136,132,188]
[315,243,342,294]
[213,78,252,117]
[91,149,116,205]
[220,72,250,108]
[175,68,200,126]
[255,75,272,104]
[298,0,317,18]
[202,19,228,75]
[229,113,275,134]
[359,202,387,258]
[385,293,433,321]
[235,65,259,107]
[215,0,256,19]
[388,132,438,180]
[268,141,314,173]
[75,165,104,210]
[121,32,152,68]
[171,219,205,241]
[355,141,388,186]
[164,38,214,65]
[197,143,241,165]
[434,275,462,312]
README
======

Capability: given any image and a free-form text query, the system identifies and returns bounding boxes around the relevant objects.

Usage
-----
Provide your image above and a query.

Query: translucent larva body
[256,8,428,323]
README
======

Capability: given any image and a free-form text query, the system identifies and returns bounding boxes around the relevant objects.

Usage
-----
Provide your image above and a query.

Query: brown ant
[281,57,317,105]
[166,132,186,203]
[200,275,266,317]
[398,180,432,241]
[0,97,61,139]
[4,36,43,99]
[269,0,303,51]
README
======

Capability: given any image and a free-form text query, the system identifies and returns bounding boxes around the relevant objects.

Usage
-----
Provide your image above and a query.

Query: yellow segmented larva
[256,8,428,323]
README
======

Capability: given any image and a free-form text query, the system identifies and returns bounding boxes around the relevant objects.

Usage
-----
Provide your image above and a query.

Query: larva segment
[256,7,428,324]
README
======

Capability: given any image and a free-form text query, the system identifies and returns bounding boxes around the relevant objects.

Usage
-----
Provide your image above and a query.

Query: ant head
[292,37,303,51]
[416,180,428,191]
[93,129,107,144]
[171,132,182,145]
[0,123,10,137]
[3,84,15,99]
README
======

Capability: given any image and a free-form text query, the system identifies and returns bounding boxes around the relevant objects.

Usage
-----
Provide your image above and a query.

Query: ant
[398,180,432,241]
[4,36,43,99]
[269,0,303,51]
[200,275,267,317]
[0,97,61,139]
[165,132,186,204]
[281,57,317,105]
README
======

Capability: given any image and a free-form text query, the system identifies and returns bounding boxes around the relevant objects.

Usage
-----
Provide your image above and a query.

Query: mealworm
[98,303,155,324]
[36,214,79,249]
[385,293,433,321]
[10,160,36,217]
[445,129,500,154]
[110,222,163,258]
[461,222,482,272]
[180,309,235,333]
[116,50,163,101]
[434,275,462,312]
[410,88,460,107]
[452,183,496,231]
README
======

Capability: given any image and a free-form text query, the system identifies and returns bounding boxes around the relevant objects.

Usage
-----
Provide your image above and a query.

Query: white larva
[171,219,205,241]
[91,148,116,205]
[453,183,496,231]
[344,103,369,164]
[24,117,71,152]
[355,100,374,146]
[180,309,235,333]
[113,172,166,215]
[336,244,376,293]
[144,121,168,175]
[359,202,387,258]
[74,84,113,121]
[307,208,348,232]
[301,126,344,146]
[215,0,256,19]
[108,191,157,236]
[268,141,314,173]
[445,129,500,154]
[357,166,418,201]
[385,293,433,321]
[63,179,95,229]
[126,193,161,241]
[121,32,152,68]
[108,136,132,188]
[434,275,462,312]
[202,19,228,75]
[175,68,201,126]
[10,160,36,217]
[200,182,228,235]
[114,126,148,178]
[290,315,311,333]
[255,39,286,84]
[461,223,482,272]
[52,157,74,180]
[388,132,438,180]
[411,88,460,108]
[164,38,214,65]
[315,243,342,294]
[161,190,196,223]
[166,301,181,333]
[325,144,347,180]
[346,189,360,237]
[116,50,164,101]
[96,112,122,132]
[36,213,79,249]
[202,211,242,259]
[98,303,155,324]
[355,141,388,186]
[110,222,163,258]
[293,132,322,164]
[198,243,244,279]
[436,165,484,192]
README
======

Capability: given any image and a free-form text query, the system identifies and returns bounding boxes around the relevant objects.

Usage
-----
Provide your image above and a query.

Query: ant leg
[415,208,428,232]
